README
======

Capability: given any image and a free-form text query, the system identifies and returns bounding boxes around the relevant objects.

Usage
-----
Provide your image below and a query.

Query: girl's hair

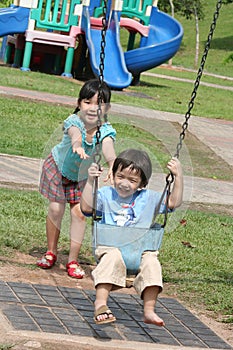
[112,149,152,187]
[73,79,111,114]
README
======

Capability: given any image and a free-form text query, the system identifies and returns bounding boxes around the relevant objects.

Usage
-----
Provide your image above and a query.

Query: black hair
[112,149,152,187]
[73,79,111,114]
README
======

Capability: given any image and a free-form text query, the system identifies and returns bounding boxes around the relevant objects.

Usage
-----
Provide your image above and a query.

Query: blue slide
[81,6,132,89]
[0,6,30,37]
[124,6,183,76]
[82,5,183,89]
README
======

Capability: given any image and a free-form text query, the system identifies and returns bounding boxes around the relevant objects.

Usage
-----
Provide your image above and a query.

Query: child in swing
[81,149,183,325]
[37,79,116,279]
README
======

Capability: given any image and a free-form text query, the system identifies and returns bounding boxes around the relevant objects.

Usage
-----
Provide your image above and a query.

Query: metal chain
[94,0,108,168]
[174,0,223,159]
[93,0,108,219]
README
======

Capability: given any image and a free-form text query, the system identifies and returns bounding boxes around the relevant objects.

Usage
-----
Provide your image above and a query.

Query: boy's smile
[114,166,142,198]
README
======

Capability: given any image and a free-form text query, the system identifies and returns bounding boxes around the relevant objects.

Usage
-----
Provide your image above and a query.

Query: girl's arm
[68,126,89,159]
[80,163,102,214]
[101,136,116,183]
[166,157,183,209]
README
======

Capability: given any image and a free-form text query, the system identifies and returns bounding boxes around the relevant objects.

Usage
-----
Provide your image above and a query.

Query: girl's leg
[46,201,66,255]
[66,203,86,278]
[37,201,65,268]
[69,203,86,262]
[143,286,165,327]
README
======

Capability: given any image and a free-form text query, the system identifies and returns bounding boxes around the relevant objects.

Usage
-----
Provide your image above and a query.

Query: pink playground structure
[0,0,183,89]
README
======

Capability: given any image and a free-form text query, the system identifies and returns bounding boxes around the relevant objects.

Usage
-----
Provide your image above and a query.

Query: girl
[37,79,116,279]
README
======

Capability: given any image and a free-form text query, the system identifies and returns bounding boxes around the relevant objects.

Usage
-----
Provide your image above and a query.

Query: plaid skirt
[39,153,87,204]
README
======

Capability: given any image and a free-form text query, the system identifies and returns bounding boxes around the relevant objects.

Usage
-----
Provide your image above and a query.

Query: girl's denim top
[52,114,116,182]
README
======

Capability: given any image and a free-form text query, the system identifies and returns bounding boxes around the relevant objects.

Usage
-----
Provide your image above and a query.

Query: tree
[158,0,205,68]
[168,0,175,66]
[0,0,12,7]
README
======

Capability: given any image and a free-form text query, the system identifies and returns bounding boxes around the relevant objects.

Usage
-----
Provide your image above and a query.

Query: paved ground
[0,85,232,350]
[0,281,232,350]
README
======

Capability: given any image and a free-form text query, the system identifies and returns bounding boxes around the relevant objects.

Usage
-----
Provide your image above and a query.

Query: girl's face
[114,166,142,198]
[78,92,108,128]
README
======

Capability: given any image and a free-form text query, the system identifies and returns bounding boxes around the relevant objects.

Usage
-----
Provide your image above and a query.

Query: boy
[81,149,183,326]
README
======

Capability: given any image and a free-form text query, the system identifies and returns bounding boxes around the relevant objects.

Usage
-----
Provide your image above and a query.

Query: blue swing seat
[92,221,164,274]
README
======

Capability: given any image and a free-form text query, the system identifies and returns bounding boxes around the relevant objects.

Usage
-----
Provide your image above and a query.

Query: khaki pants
[92,246,163,298]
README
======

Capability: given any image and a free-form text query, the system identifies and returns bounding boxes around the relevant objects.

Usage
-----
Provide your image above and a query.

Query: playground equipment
[0,0,183,88]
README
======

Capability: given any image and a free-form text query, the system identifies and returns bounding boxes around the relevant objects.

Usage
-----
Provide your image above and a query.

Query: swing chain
[94,0,108,168]
[93,0,108,220]
[174,0,223,159]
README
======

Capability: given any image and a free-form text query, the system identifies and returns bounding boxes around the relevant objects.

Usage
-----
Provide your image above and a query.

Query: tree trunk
[168,0,175,67]
[194,6,199,68]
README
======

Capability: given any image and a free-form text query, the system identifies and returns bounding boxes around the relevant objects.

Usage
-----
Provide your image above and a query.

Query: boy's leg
[92,247,127,287]
[92,247,126,323]
[94,283,115,323]
[143,286,165,326]
[134,251,164,326]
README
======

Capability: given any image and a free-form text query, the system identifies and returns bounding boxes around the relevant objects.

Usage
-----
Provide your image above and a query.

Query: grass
[0,188,232,323]
[0,95,232,180]
[161,209,233,322]
[169,0,233,77]
[0,65,232,121]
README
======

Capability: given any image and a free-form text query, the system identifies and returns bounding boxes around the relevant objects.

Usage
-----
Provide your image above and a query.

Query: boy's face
[113,166,142,198]
[79,92,109,128]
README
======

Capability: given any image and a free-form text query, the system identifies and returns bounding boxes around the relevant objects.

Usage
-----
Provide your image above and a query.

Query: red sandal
[37,251,57,269]
[66,261,85,279]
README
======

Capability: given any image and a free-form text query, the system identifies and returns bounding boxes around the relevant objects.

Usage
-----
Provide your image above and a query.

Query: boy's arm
[80,163,102,214]
[102,137,116,183]
[166,158,183,209]
[68,126,89,159]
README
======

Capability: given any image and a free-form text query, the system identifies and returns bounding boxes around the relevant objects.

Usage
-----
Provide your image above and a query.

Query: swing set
[91,0,223,275]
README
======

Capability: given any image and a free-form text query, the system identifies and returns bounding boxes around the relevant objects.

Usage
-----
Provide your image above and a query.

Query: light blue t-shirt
[52,114,116,182]
[96,187,170,228]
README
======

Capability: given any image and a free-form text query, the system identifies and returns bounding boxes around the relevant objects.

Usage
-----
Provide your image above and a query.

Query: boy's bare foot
[143,311,165,327]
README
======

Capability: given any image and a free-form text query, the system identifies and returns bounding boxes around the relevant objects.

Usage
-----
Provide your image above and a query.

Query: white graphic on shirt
[113,205,136,226]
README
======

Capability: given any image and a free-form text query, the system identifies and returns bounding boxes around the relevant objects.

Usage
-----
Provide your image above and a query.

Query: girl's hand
[103,166,114,184]
[73,145,89,159]
[167,157,182,177]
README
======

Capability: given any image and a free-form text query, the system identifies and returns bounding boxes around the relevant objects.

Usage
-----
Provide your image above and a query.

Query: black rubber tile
[0,281,232,349]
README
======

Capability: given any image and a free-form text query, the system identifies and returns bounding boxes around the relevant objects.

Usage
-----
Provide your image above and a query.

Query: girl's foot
[37,251,57,269]
[66,261,85,279]
[143,311,165,327]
